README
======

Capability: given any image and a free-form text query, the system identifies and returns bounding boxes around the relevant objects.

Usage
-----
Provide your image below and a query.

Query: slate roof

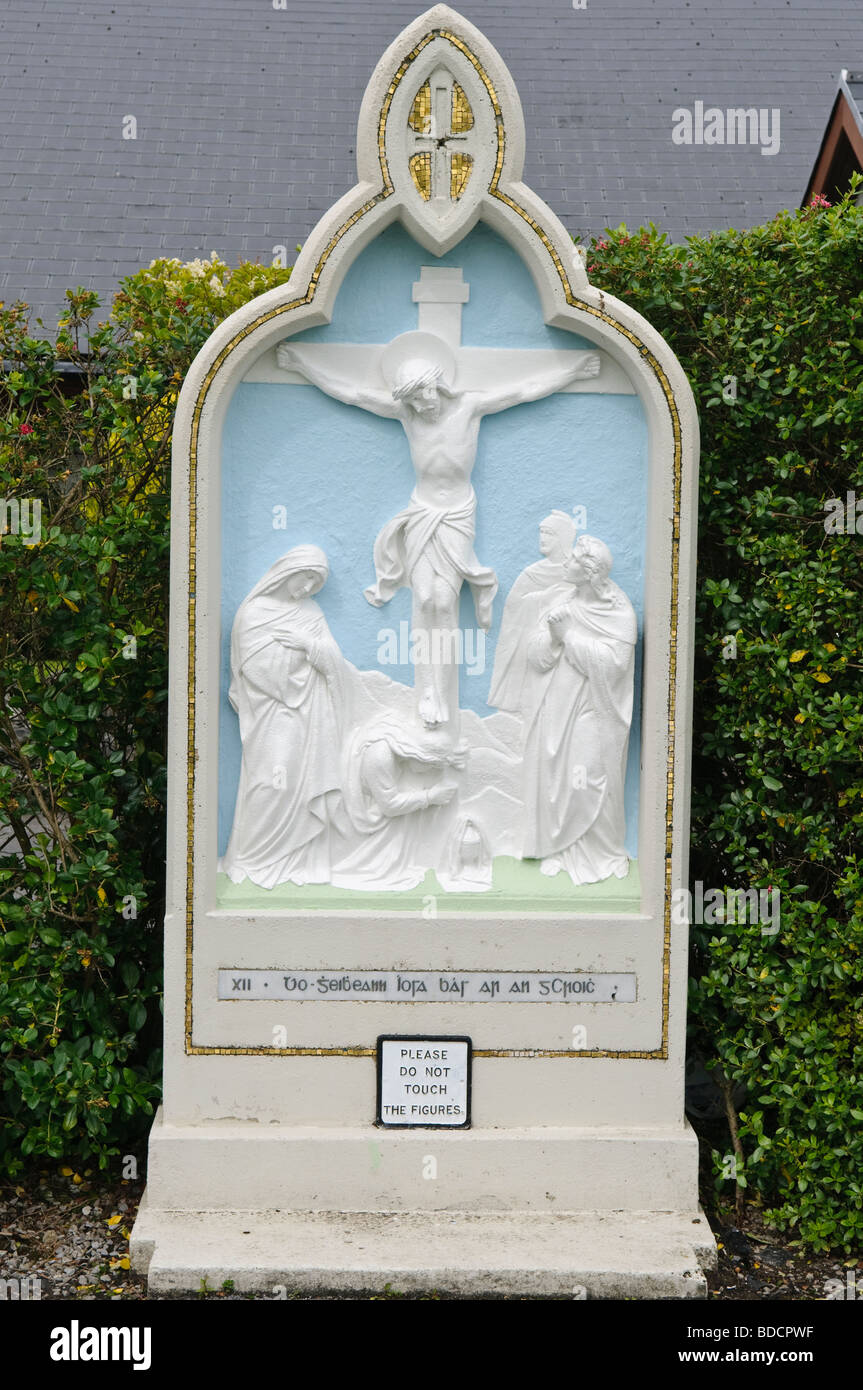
[847,74,863,128]
[803,68,863,202]
[2,0,863,329]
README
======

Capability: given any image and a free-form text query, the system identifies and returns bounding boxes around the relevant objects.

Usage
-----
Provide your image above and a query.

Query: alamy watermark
[1,496,41,545]
[50,1322,151,1370]
[377,621,485,676]
[672,102,780,157]
[823,490,863,535]
[671,881,781,935]
[0,1275,41,1300]
[824,1269,862,1300]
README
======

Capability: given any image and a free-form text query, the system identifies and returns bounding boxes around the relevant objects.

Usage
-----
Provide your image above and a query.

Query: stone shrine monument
[131,7,715,1295]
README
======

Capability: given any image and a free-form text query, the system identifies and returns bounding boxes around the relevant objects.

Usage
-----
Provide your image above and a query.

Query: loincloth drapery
[363,488,498,610]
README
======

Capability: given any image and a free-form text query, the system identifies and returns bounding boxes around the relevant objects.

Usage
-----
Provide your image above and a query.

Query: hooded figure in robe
[488,510,578,716]
[520,535,637,887]
[219,546,347,889]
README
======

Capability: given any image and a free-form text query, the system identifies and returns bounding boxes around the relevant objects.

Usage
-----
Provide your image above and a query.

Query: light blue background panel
[218,223,647,864]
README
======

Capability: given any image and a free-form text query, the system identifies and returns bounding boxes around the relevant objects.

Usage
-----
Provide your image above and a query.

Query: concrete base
[131,1197,715,1298]
[130,1110,716,1297]
[137,1109,704,1212]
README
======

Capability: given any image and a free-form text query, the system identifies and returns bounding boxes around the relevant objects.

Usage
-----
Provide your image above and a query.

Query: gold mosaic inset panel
[409,151,432,200]
[451,81,473,133]
[450,151,473,199]
[408,80,431,134]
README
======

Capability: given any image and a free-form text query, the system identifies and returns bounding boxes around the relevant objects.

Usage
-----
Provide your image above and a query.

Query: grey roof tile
[1,0,861,327]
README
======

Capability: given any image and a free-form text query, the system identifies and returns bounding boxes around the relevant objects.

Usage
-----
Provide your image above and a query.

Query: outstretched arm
[276,343,399,418]
[474,352,601,417]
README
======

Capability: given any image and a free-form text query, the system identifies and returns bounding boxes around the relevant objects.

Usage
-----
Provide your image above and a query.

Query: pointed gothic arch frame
[167,6,700,1060]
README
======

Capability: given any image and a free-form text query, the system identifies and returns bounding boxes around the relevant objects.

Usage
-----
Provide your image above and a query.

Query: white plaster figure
[438,815,493,892]
[218,546,347,889]
[518,534,637,886]
[277,333,600,731]
[219,549,526,894]
[332,716,460,891]
[489,509,578,715]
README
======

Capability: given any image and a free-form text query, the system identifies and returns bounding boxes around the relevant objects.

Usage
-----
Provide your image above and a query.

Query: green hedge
[584,182,863,1251]
[0,256,293,1173]
[1,192,861,1251]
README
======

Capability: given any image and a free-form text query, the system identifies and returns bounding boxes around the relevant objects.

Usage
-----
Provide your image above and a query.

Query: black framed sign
[376,1035,472,1128]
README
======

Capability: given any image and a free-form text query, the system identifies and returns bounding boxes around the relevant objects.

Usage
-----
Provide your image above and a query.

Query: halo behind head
[379,330,456,398]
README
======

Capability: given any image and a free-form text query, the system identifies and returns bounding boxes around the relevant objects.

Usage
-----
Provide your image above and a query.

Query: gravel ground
[705,1207,858,1301]
[1,1169,858,1301]
[0,1170,146,1301]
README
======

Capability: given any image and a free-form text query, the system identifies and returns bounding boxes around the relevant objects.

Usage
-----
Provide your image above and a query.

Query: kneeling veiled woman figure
[219,545,346,889]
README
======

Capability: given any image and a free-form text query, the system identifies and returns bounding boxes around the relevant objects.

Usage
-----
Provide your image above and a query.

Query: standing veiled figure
[488,510,578,715]
[219,546,346,889]
[521,535,637,887]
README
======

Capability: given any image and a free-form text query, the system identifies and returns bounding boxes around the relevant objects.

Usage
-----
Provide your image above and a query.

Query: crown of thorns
[391,361,444,400]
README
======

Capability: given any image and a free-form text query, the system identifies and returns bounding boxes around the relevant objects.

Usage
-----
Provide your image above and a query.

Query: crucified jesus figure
[277,334,601,730]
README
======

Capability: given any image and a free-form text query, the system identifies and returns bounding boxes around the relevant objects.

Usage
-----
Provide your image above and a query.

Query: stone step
[131,1198,715,1299]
